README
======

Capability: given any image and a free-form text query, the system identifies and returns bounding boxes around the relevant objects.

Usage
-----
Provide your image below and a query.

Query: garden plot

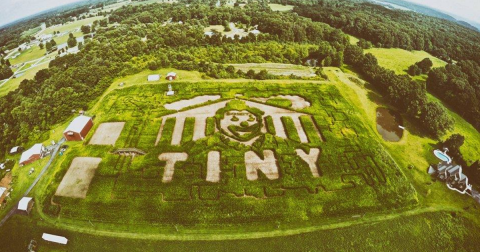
[55,157,102,198]
[89,122,125,145]
[229,63,315,77]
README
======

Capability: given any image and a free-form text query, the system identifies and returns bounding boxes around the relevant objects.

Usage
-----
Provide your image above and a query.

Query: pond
[376,107,403,142]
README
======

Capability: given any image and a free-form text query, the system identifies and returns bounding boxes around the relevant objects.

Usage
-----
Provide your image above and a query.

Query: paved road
[471,189,480,205]
[0,138,65,227]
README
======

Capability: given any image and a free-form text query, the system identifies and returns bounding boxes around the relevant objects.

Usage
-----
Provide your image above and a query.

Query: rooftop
[19,143,43,164]
[18,197,32,211]
[0,187,6,196]
[64,115,92,134]
[42,233,68,245]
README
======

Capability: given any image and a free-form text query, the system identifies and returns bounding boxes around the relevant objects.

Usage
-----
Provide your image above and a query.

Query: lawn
[0,157,49,221]
[365,48,447,75]
[38,16,104,37]
[54,31,84,45]
[268,4,294,12]
[348,35,359,45]
[9,45,45,65]
[0,62,49,97]
[1,208,479,251]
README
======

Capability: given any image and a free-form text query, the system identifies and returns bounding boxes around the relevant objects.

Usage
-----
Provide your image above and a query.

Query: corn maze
[43,82,417,227]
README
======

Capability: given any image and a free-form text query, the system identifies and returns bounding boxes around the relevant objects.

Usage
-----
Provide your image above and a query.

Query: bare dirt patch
[206,151,221,182]
[171,117,186,145]
[55,157,102,198]
[0,173,12,188]
[89,122,125,145]
[164,95,221,110]
[159,153,188,182]
[245,150,279,181]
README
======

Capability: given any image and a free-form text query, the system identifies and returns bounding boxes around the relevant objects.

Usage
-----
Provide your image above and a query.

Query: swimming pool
[434,150,452,164]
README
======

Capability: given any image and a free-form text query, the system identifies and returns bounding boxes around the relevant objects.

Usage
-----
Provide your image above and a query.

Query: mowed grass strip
[265,116,276,135]
[299,115,322,144]
[181,117,195,144]
[160,118,176,143]
[205,117,216,136]
[281,116,300,142]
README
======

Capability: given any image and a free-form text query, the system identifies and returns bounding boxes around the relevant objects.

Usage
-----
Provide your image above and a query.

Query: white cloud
[403,0,480,24]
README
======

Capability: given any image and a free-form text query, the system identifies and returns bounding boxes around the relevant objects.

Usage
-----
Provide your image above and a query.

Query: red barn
[166,72,177,80]
[63,115,93,141]
[19,144,45,166]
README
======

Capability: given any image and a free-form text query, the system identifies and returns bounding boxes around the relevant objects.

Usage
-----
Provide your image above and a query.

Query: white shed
[147,74,160,81]
[18,197,33,212]
[42,233,68,245]
[10,146,21,154]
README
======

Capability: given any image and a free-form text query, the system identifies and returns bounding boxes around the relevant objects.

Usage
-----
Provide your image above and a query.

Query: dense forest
[293,0,480,132]
[427,62,480,130]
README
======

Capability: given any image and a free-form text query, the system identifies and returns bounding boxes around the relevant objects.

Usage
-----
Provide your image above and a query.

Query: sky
[0,0,480,27]
[403,0,480,24]
[0,0,86,27]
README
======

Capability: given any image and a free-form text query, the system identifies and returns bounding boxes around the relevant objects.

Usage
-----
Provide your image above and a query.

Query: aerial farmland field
[37,81,417,232]
[1,0,480,250]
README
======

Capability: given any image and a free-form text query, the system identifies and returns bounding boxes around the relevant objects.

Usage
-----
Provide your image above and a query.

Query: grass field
[1,206,478,251]
[38,16,104,37]
[329,66,480,210]
[32,79,417,234]
[55,31,84,45]
[0,62,50,97]
[228,63,315,77]
[365,48,447,75]
[9,45,45,65]
[268,4,294,12]
[348,35,359,45]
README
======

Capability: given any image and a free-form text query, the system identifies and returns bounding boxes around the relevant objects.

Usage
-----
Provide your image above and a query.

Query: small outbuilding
[0,187,7,206]
[18,197,34,214]
[63,115,93,141]
[148,74,160,81]
[42,233,68,245]
[250,29,261,36]
[19,144,45,166]
[10,146,23,154]
[166,72,177,81]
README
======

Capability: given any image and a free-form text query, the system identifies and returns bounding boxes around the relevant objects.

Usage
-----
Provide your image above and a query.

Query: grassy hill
[365,48,447,75]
